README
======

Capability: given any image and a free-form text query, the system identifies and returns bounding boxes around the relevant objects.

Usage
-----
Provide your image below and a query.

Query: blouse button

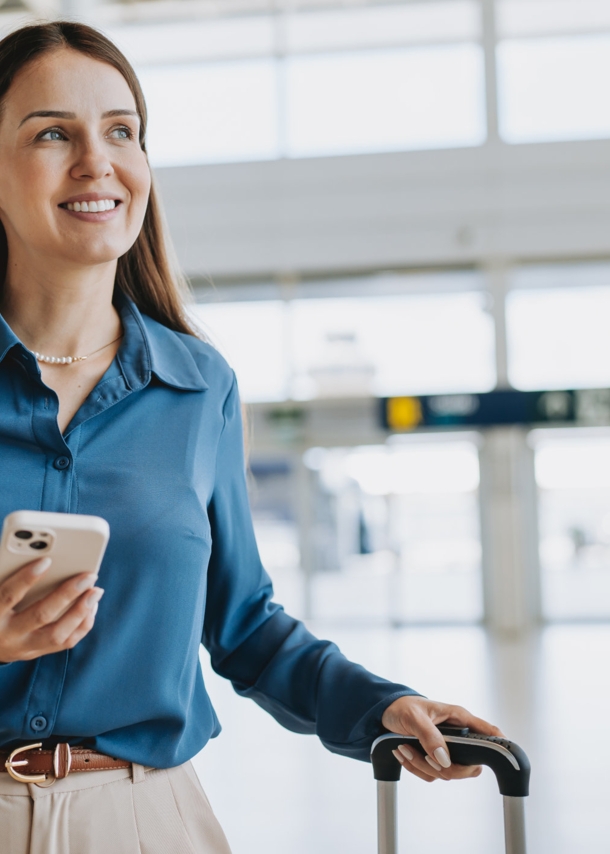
[30,715,48,731]
[53,456,71,470]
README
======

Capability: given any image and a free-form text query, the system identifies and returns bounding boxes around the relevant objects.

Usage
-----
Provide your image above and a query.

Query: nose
[70,137,114,181]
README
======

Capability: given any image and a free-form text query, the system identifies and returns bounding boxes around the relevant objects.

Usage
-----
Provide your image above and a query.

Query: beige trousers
[0,760,232,854]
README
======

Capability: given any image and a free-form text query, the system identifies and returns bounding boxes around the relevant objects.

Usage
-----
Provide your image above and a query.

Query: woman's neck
[0,258,121,358]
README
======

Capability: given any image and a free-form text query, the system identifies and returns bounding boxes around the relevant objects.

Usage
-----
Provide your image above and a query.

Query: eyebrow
[19,108,139,127]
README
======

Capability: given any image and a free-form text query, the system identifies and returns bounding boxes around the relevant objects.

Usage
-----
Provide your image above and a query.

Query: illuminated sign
[382,389,610,431]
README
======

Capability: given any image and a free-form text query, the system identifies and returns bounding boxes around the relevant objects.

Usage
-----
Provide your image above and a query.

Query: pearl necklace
[33,334,123,365]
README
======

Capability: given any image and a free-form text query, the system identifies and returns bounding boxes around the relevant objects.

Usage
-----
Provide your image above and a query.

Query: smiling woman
[0,21,501,854]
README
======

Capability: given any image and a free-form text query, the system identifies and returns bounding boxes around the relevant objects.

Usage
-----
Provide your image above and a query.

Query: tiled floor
[192,621,610,854]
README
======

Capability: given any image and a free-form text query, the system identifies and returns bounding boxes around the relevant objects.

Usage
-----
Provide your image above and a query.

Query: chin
[64,239,136,268]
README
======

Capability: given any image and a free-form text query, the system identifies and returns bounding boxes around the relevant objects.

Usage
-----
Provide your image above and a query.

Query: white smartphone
[0,510,110,612]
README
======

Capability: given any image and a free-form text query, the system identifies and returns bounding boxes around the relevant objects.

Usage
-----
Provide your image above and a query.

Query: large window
[191,278,496,403]
[139,60,280,168]
[284,44,485,158]
[496,0,610,144]
[506,263,610,391]
[497,35,610,144]
[3,1,609,164]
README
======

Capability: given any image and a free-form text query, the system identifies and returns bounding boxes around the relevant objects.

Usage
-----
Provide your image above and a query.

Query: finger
[394,742,447,780]
[442,706,505,738]
[392,750,437,783]
[441,764,483,781]
[36,588,103,648]
[0,558,52,614]
[408,713,455,772]
[63,603,99,649]
[397,743,483,782]
[426,756,483,781]
[15,573,98,631]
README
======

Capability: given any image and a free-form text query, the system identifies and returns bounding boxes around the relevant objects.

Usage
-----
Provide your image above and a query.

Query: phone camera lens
[15,530,33,540]
[29,541,48,550]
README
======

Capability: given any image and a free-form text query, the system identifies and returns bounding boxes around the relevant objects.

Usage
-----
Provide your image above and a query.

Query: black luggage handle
[371,729,531,797]
[371,728,530,854]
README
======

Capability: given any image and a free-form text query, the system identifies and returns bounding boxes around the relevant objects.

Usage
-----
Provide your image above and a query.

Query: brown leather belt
[2,742,131,786]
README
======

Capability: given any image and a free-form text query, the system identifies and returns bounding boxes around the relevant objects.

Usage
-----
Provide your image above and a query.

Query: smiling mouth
[59,199,121,213]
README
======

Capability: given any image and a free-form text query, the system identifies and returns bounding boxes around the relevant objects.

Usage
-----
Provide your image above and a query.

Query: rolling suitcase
[371,727,530,854]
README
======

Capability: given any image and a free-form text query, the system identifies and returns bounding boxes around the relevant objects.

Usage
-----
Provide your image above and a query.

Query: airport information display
[382,389,610,431]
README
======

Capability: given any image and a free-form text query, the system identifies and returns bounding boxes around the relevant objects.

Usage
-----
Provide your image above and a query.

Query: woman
[0,22,500,853]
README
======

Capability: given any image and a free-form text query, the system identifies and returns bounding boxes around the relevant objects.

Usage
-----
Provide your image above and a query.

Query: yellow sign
[386,397,423,430]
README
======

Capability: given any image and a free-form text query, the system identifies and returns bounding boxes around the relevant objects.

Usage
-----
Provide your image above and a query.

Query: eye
[109,125,133,140]
[38,128,66,142]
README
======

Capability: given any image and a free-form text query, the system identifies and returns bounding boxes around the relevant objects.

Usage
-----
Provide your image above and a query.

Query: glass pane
[285,44,486,158]
[506,271,610,390]
[190,301,288,402]
[535,432,610,619]
[138,60,280,167]
[497,0,610,38]
[110,17,274,65]
[497,35,610,143]
[290,292,496,399]
[305,440,483,623]
[286,1,480,53]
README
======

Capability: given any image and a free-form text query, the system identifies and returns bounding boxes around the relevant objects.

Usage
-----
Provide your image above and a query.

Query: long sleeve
[202,375,420,762]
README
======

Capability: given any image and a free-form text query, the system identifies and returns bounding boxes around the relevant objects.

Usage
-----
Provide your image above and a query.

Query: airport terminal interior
[2,0,609,850]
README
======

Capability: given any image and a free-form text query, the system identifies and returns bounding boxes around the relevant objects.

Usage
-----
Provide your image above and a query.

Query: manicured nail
[434,747,452,769]
[392,750,403,765]
[398,744,414,761]
[425,755,442,772]
[32,558,51,575]
[76,574,96,592]
[86,588,104,608]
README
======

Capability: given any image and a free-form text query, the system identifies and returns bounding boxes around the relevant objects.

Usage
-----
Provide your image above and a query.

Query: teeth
[66,200,116,212]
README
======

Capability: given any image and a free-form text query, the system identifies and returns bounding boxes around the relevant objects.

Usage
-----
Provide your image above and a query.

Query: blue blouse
[0,292,417,767]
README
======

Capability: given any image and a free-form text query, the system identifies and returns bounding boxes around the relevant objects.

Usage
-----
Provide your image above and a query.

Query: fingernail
[392,750,403,764]
[76,574,96,592]
[32,558,51,575]
[86,588,104,608]
[398,744,414,761]
[425,755,442,772]
[434,747,452,769]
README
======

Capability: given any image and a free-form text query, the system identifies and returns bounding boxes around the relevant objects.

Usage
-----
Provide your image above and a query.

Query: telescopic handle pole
[377,781,397,854]
[504,796,527,854]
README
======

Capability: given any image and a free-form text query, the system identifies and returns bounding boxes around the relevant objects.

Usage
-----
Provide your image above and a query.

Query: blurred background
[2,1,609,851]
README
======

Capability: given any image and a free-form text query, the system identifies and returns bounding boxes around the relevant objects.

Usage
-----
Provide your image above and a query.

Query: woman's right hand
[0,557,104,663]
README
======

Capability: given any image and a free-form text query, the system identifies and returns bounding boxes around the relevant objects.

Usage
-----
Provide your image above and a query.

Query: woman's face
[0,47,151,270]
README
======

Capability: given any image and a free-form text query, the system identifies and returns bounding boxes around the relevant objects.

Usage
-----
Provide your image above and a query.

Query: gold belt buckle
[5,742,70,787]
[5,742,47,784]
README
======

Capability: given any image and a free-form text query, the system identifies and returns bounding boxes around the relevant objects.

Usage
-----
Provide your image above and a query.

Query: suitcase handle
[370,731,530,797]
[371,731,530,854]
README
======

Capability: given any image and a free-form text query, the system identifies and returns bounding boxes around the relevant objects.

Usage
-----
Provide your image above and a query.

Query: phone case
[0,511,110,612]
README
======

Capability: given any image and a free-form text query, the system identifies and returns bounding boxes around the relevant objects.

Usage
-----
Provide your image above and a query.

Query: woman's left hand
[380,695,504,783]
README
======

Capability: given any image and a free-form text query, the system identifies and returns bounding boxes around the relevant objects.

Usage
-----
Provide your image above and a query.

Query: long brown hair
[0,21,199,337]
